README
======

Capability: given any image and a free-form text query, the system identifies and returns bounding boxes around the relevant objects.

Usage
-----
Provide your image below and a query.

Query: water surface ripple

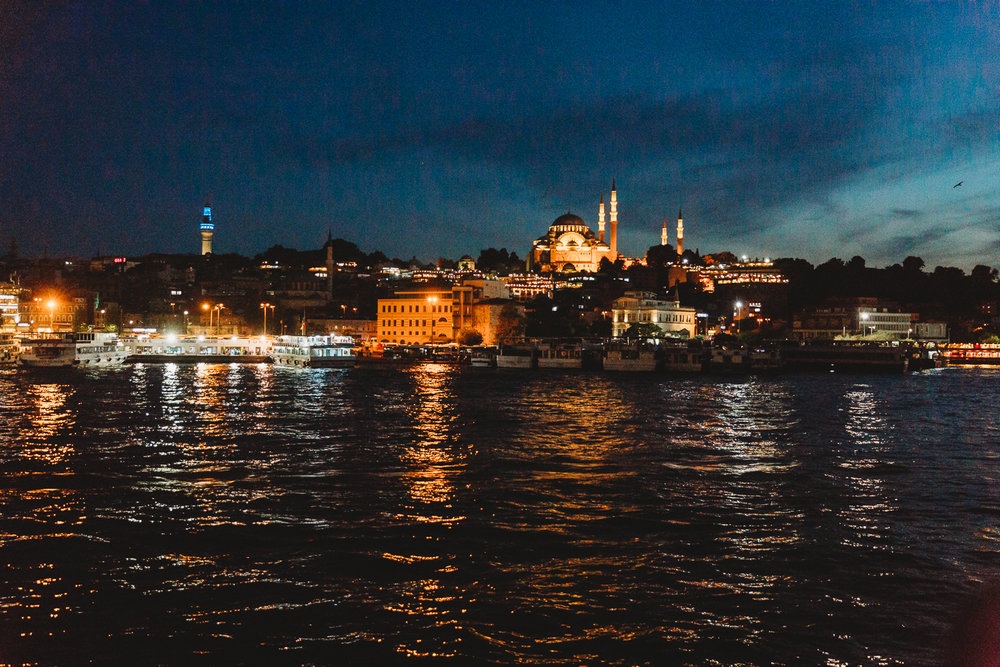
[0,364,997,664]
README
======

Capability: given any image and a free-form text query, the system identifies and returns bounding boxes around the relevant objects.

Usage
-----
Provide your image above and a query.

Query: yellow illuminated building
[377,288,453,344]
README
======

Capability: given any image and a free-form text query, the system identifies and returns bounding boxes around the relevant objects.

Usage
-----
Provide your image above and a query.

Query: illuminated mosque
[528,180,621,273]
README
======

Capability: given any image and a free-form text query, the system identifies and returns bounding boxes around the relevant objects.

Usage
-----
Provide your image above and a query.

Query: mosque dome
[551,212,586,227]
[547,212,595,240]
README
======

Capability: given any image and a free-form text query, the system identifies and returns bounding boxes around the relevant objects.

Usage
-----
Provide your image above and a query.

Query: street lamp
[214,303,225,336]
[734,300,743,335]
[860,311,873,337]
[260,302,275,336]
[46,299,57,332]
[183,310,189,335]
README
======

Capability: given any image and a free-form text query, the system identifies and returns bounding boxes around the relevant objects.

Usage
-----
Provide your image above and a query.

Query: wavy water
[0,363,998,664]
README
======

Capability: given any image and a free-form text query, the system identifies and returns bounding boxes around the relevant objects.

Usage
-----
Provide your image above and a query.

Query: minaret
[325,229,334,297]
[609,179,618,259]
[598,193,606,244]
[676,208,684,256]
[200,204,214,255]
[661,218,668,246]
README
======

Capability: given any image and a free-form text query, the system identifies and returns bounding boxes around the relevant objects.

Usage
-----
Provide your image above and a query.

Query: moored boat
[780,342,908,373]
[0,331,18,364]
[271,334,356,368]
[19,332,127,368]
[496,342,536,368]
[604,343,657,372]
[536,340,583,369]
[469,346,497,367]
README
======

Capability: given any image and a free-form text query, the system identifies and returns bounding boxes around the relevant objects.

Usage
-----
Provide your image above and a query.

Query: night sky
[2,2,999,269]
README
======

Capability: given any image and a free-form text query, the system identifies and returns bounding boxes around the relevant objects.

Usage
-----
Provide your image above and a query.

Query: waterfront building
[528,180,619,273]
[857,306,915,338]
[304,318,377,341]
[611,291,697,338]
[913,321,949,343]
[377,286,454,344]
[792,299,916,340]
[376,278,516,345]
[200,204,214,255]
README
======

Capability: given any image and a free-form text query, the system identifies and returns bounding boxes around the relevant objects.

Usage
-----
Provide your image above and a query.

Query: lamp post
[215,304,225,336]
[734,300,743,335]
[860,311,872,337]
[47,299,57,332]
[260,302,275,337]
[183,310,189,335]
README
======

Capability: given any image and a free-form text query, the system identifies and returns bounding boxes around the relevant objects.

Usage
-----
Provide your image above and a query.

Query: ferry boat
[780,342,908,373]
[469,346,497,367]
[938,343,1000,366]
[536,340,583,369]
[270,334,356,368]
[660,343,706,373]
[604,343,658,372]
[19,332,127,368]
[0,331,18,364]
[496,342,536,369]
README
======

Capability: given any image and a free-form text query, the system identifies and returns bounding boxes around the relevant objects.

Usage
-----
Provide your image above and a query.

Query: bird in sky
[953,181,963,188]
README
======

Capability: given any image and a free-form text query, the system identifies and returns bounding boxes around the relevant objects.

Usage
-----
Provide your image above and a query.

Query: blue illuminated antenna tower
[200,204,214,255]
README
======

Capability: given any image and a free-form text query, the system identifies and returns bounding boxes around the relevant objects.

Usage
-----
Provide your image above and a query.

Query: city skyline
[3,3,999,269]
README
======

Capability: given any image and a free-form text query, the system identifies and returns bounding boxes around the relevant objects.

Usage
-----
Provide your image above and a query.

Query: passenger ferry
[19,332,127,368]
[0,331,18,364]
[603,343,658,372]
[270,334,356,368]
[536,341,581,369]
[660,344,706,373]
[469,346,497,367]
[496,342,536,369]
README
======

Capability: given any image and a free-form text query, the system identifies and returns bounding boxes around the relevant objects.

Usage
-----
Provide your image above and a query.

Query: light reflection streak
[837,385,896,551]
[22,384,75,464]
[381,364,470,658]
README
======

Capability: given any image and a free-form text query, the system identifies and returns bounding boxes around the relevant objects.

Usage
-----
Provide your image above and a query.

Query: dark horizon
[3,2,999,270]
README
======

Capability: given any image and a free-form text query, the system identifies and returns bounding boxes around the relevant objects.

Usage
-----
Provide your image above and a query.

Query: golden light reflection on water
[399,363,465,512]
[22,384,76,463]
[381,364,471,658]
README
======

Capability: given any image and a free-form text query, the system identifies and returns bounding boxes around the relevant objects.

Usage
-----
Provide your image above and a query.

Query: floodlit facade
[611,291,697,338]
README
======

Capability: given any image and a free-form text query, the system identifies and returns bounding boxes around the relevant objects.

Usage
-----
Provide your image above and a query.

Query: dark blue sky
[2,2,998,268]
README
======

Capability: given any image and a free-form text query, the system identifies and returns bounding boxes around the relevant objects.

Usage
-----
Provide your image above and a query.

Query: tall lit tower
[661,218,668,246]
[598,193,606,244]
[200,204,214,255]
[609,179,618,259]
[676,208,684,256]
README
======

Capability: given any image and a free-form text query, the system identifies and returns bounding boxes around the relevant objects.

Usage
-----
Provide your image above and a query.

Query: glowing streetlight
[260,302,275,336]
[859,311,873,337]
[46,298,58,331]
[214,303,225,336]
[734,300,743,335]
